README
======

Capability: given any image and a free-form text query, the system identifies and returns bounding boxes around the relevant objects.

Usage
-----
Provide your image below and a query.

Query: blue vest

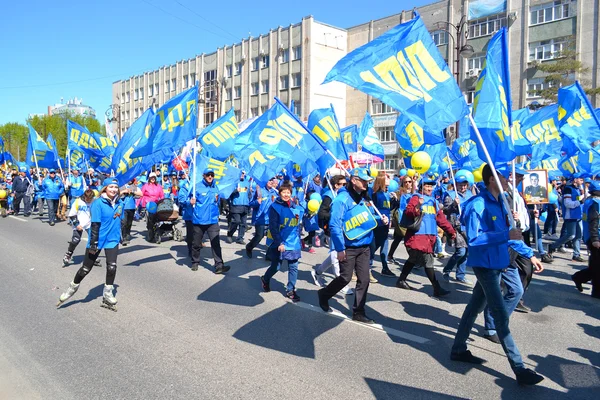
[162,180,172,197]
[231,180,250,206]
[121,183,138,210]
[342,201,377,241]
[69,175,84,197]
[414,194,438,236]
[562,185,583,220]
[267,201,304,250]
[372,190,391,225]
[582,197,600,243]
[88,196,124,249]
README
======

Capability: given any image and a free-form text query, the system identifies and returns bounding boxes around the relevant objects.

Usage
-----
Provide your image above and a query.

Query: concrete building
[112,16,347,135]
[48,97,96,118]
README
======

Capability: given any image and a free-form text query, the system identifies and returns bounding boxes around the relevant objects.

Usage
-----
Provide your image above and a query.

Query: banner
[308,105,348,175]
[193,153,242,199]
[394,112,445,157]
[198,108,239,161]
[25,124,57,169]
[357,113,384,160]
[67,120,105,159]
[340,125,358,154]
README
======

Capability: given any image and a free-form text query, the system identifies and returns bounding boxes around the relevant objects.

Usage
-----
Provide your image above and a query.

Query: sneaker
[483,333,500,344]
[381,268,396,277]
[235,238,245,245]
[286,290,301,302]
[572,255,585,262]
[314,237,321,247]
[571,276,584,292]
[351,273,357,282]
[317,288,330,312]
[245,246,252,259]
[191,263,199,271]
[541,253,553,263]
[260,276,270,292]
[121,239,129,246]
[547,246,556,255]
[352,313,375,324]
[450,350,485,364]
[225,236,233,244]
[442,272,451,282]
[311,270,327,287]
[456,277,473,285]
[436,253,445,259]
[307,247,316,254]
[215,265,230,274]
[387,257,400,266]
[515,302,531,313]
[49,221,55,226]
[396,280,412,290]
[340,286,354,296]
[369,272,378,284]
[557,246,568,254]
[516,368,544,386]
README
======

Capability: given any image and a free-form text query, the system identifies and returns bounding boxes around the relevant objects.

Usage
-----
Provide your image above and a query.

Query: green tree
[532,38,600,103]
[0,122,28,161]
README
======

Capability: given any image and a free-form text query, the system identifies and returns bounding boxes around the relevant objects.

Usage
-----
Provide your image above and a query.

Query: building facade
[48,98,96,118]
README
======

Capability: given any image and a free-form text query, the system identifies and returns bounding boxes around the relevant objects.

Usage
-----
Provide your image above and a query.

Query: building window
[431,30,448,46]
[165,80,170,93]
[251,82,259,95]
[183,75,189,88]
[260,55,269,69]
[530,0,575,26]
[126,92,130,103]
[120,93,125,104]
[280,48,289,63]
[376,127,394,142]
[251,57,259,71]
[234,86,241,99]
[225,65,233,78]
[121,111,125,120]
[280,76,289,90]
[468,14,507,39]
[204,70,216,82]
[261,80,269,94]
[155,83,159,95]
[251,107,258,118]
[126,110,130,120]
[292,46,302,60]
[234,110,241,122]
[529,37,568,61]
[467,53,486,71]
[235,62,242,75]
[134,89,139,101]
[372,100,395,115]
[225,88,232,101]
[260,105,268,114]
[149,86,154,97]
[171,78,176,92]
[190,73,196,84]
[292,101,301,117]
[383,157,398,171]
[139,88,144,99]
[291,73,301,88]
[527,77,554,98]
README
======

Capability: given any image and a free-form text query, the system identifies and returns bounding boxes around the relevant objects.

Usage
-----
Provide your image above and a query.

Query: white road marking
[530,281,547,286]
[293,301,430,344]
[8,216,27,222]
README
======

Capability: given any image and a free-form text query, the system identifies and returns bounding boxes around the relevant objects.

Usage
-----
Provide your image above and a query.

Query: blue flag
[394,112,445,156]
[3,151,15,165]
[112,108,158,185]
[579,148,600,176]
[558,154,579,178]
[26,124,57,169]
[0,136,4,163]
[69,148,87,171]
[510,108,533,156]
[193,153,242,199]
[472,28,515,165]
[323,12,468,133]
[198,108,239,161]
[132,85,198,159]
[67,120,105,159]
[558,82,596,156]
[341,125,358,154]
[357,113,384,160]
[46,133,64,169]
[308,105,348,176]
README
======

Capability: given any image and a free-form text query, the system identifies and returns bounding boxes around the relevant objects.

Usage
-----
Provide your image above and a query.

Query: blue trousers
[452,267,525,374]
[483,266,524,335]
[443,247,468,280]
[264,252,299,292]
[370,225,389,270]
[550,219,581,257]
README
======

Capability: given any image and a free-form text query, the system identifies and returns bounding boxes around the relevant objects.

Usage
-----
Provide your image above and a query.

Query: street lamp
[105,103,121,139]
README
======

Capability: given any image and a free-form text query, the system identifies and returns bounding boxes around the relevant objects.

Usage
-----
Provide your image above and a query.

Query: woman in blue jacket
[260,184,304,302]
[57,178,125,311]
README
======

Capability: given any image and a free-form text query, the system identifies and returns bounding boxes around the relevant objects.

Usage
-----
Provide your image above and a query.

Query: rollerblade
[56,282,80,308]
[101,284,118,312]
[62,251,73,267]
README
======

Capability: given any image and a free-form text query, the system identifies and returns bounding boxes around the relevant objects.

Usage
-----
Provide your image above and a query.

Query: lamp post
[105,103,121,139]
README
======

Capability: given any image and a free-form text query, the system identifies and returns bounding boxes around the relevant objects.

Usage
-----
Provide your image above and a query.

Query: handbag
[399,211,423,232]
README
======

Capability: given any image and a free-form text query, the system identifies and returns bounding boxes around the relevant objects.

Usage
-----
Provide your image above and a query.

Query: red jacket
[404,194,455,254]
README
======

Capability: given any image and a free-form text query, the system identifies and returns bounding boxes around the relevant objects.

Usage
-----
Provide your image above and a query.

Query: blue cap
[351,167,373,182]
[497,165,527,179]
[455,173,469,183]
[203,168,214,175]
[423,174,437,184]
[589,181,600,193]
[293,170,302,178]
[19,166,27,172]
[48,168,56,173]
[100,177,119,192]
[585,177,592,183]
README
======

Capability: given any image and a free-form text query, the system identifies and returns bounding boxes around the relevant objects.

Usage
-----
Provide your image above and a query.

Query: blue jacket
[292,180,306,208]
[42,177,65,200]
[121,183,138,210]
[330,187,376,251]
[177,180,193,221]
[230,179,250,207]
[307,181,322,195]
[183,179,220,225]
[268,198,304,251]
[583,197,600,243]
[88,196,124,250]
[561,184,583,220]
[250,186,278,225]
[461,188,511,270]
[69,175,85,198]
[371,190,391,226]
[11,176,31,193]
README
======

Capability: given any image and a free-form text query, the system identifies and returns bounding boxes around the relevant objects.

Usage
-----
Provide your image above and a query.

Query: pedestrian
[370,172,394,277]
[388,175,415,264]
[62,189,95,267]
[141,172,164,242]
[66,168,85,206]
[246,177,279,258]
[226,171,251,244]
[572,180,600,298]
[120,180,142,246]
[395,174,455,297]
[450,164,545,386]
[57,178,125,311]
[183,168,230,274]
[177,176,194,257]
[548,175,585,262]
[260,183,304,302]
[42,168,65,226]
[317,168,386,324]
[11,166,32,217]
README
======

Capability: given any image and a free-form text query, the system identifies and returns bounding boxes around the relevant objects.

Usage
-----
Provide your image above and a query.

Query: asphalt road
[0,213,598,399]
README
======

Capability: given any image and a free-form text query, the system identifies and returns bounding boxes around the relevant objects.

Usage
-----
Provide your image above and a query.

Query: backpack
[317,196,333,234]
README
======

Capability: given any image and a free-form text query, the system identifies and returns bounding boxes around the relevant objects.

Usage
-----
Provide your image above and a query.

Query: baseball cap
[589,181,600,193]
[49,168,56,173]
[423,173,437,184]
[351,167,373,182]
[203,168,214,175]
[100,177,119,193]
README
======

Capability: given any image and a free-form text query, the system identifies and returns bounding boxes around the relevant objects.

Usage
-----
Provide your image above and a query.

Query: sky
[0,0,432,125]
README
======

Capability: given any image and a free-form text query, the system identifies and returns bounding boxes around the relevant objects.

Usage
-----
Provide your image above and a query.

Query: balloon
[147,201,158,214]
[388,180,399,192]
[309,193,322,202]
[407,169,417,177]
[411,151,432,174]
[92,189,99,198]
[548,183,553,193]
[369,167,379,178]
[473,170,483,182]
[540,211,547,223]
[0,190,6,199]
[549,191,558,204]
[438,162,448,174]
[307,199,320,213]
[399,169,408,177]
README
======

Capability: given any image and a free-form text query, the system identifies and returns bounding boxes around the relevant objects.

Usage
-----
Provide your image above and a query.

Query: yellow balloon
[473,170,483,182]
[307,199,320,213]
[548,183,553,193]
[0,189,7,199]
[407,169,417,177]
[93,189,99,198]
[369,167,379,178]
[411,151,432,174]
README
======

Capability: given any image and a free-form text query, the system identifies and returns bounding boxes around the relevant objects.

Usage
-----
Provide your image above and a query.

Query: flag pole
[468,114,515,227]
[446,151,461,214]
[193,82,200,199]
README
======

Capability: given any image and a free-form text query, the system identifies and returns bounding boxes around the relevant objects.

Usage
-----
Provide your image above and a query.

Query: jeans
[263,252,299,292]
[247,224,267,251]
[452,267,525,374]
[434,236,443,254]
[550,219,581,257]
[443,247,468,280]
[13,192,31,215]
[543,207,558,234]
[315,249,340,276]
[370,225,389,270]
[47,199,59,224]
[483,266,524,335]
[227,209,248,240]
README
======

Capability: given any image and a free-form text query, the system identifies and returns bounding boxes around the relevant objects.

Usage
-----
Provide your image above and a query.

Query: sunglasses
[404,180,412,183]
[205,173,215,177]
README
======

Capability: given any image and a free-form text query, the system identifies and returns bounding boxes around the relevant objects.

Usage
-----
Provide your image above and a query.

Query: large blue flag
[69,148,87,171]
[3,151,15,165]
[579,148,600,176]
[67,120,105,159]
[93,133,117,158]
[562,81,600,141]
[394,112,445,156]
[510,107,533,156]
[558,154,579,178]
[0,136,4,163]
[132,85,198,159]
[472,28,515,165]
[357,113,384,160]
[112,108,158,185]
[340,125,358,154]
[193,153,242,199]
[308,105,348,175]
[198,108,239,161]
[323,12,468,133]
[25,124,57,169]
[46,133,64,169]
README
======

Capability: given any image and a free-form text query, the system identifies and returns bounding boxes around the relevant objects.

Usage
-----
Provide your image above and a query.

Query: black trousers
[47,199,59,223]
[146,213,157,241]
[13,192,31,215]
[74,247,119,285]
[227,209,248,239]
[573,242,600,296]
[67,229,84,253]
[321,246,371,314]
[185,220,193,256]
[191,223,223,269]
[515,253,533,292]
[121,209,135,239]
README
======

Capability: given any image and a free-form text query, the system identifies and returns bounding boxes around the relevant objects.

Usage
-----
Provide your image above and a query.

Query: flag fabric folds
[323,11,468,133]
[308,105,348,175]
[26,123,57,169]
[471,28,515,165]
[357,113,384,160]
[198,108,239,161]
[394,112,445,157]
[340,125,358,154]
[510,108,533,156]
[132,85,198,159]
[67,120,105,159]
[193,153,241,199]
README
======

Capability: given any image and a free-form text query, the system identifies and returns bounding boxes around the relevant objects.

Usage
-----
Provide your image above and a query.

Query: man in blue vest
[450,165,545,386]
[246,177,279,258]
[227,171,251,244]
[548,175,585,262]
[572,180,600,298]
[43,169,65,226]
[317,167,387,324]
[67,168,85,206]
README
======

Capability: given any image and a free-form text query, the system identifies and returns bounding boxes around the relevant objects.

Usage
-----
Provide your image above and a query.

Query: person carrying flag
[226,171,251,244]
[42,168,65,226]
[245,177,279,259]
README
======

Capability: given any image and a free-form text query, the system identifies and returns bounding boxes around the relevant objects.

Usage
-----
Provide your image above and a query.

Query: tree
[0,122,28,161]
[532,37,600,104]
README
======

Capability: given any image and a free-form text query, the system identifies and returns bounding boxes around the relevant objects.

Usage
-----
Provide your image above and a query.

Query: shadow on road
[364,377,469,399]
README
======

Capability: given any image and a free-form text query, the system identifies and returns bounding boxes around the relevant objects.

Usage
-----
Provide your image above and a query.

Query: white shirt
[68,198,92,230]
